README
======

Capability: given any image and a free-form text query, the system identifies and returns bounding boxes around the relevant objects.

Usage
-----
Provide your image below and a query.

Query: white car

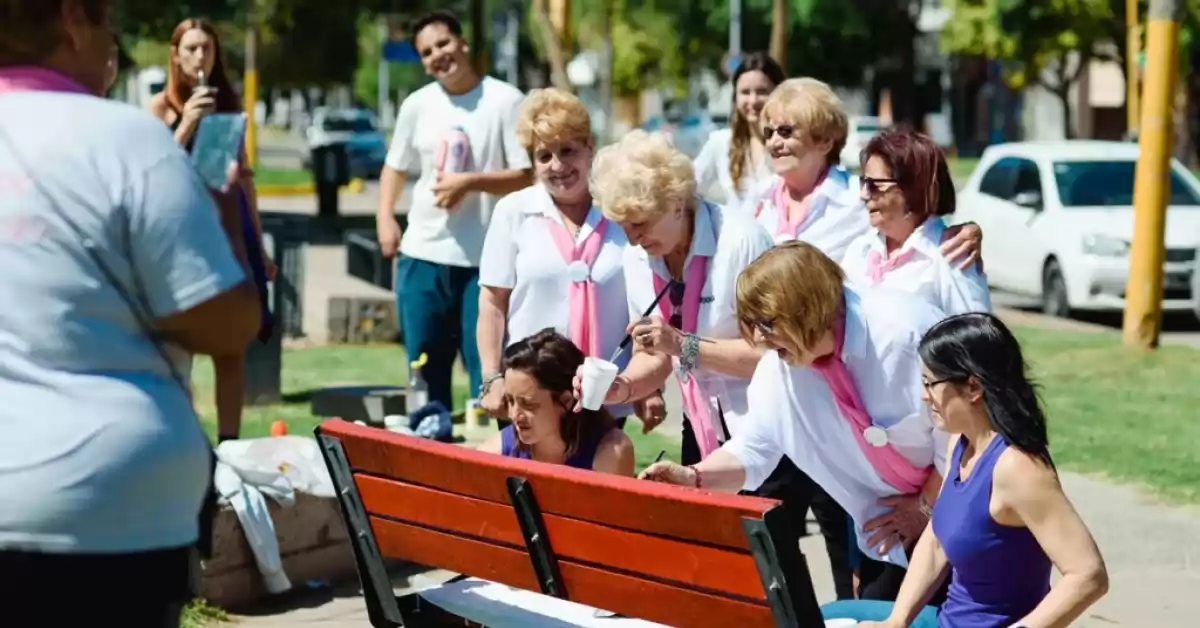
[955,141,1200,317]
[840,116,885,171]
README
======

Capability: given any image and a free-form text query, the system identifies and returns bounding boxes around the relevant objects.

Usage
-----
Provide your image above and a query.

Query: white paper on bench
[416,577,669,627]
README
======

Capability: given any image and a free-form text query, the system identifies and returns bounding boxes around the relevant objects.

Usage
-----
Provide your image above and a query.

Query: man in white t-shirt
[376,10,532,409]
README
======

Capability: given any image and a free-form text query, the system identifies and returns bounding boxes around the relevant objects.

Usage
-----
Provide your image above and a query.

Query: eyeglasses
[860,176,899,197]
[922,376,965,393]
[668,281,685,329]
[752,319,774,337]
[762,125,796,141]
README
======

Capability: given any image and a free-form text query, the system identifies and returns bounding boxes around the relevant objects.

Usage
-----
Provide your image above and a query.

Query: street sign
[383,40,420,63]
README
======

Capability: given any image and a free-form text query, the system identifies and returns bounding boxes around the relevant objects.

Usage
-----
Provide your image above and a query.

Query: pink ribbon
[866,248,916,284]
[770,169,827,240]
[0,66,91,96]
[543,216,608,358]
[811,307,931,494]
[652,258,721,458]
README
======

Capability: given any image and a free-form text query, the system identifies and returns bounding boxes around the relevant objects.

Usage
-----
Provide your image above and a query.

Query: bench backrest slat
[356,474,766,600]
[325,420,777,551]
[372,515,777,627]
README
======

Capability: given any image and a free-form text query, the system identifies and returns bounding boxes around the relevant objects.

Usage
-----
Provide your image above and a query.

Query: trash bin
[345,229,393,291]
[259,220,307,339]
[310,142,350,218]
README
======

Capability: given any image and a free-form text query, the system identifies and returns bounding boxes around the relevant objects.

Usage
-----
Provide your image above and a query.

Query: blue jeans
[395,256,482,410]
[820,600,939,627]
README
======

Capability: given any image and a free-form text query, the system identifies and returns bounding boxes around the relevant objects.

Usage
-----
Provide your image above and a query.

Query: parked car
[641,108,718,159]
[839,116,885,171]
[954,140,1200,318]
[303,107,389,180]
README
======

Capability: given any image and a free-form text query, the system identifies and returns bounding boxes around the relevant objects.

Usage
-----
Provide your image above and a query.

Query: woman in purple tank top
[827,313,1108,628]
[478,328,635,475]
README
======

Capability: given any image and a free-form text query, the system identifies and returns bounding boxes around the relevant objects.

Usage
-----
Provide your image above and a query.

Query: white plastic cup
[823,619,859,628]
[579,357,619,411]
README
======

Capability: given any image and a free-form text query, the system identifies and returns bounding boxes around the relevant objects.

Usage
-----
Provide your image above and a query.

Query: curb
[257,178,366,197]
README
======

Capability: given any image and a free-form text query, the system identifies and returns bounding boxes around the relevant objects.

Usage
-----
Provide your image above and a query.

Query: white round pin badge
[567,260,590,283]
[863,425,889,447]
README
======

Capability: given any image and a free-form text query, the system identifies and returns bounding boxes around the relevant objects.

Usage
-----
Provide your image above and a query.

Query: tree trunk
[770,0,787,74]
[1057,87,1075,139]
[531,0,572,92]
[889,16,919,126]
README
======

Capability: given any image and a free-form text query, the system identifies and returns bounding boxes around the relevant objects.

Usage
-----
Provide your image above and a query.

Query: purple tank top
[933,436,1051,628]
[499,425,605,471]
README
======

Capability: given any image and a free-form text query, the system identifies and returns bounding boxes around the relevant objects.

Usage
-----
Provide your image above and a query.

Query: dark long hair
[918,313,1054,469]
[501,328,614,458]
[165,19,240,115]
[728,52,786,191]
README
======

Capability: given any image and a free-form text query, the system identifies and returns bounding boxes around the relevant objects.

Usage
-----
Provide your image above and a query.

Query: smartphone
[191,112,246,190]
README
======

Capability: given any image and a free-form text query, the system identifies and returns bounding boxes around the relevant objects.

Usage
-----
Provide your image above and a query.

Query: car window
[977,157,1017,199]
[1013,159,1041,197]
[1052,160,1200,207]
[323,117,375,133]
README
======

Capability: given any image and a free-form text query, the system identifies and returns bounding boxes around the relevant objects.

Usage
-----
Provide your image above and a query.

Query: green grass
[1014,326,1200,504]
[947,157,979,184]
[255,167,313,187]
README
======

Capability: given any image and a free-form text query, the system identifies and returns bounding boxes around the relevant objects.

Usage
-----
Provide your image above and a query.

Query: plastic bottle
[408,352,429,413]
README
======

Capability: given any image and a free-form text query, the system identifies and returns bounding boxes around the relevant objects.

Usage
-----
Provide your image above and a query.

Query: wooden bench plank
[356,474,766,600]
[323,420,777,551]
[371,517,777,628]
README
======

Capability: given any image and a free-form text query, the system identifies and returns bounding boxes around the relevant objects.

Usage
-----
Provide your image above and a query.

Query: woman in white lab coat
[841,125,992,315]
[751,78,983,266]
[476,88,664,431]
[693,53,785,207]
[641,241,952,604]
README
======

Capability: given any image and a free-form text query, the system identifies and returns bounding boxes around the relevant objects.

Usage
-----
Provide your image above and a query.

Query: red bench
[315,419,825,627]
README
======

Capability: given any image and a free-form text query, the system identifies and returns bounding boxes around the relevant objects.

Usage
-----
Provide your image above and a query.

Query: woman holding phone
[149,18,274,444]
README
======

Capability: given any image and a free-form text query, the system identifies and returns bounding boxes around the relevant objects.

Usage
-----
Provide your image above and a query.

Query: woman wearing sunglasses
[574,129,773,472]
[751,78,982,268]
[640,241,952,605]
[841,126,991,316]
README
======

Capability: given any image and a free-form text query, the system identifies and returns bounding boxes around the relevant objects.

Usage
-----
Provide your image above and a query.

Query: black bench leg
[743,505,826,628]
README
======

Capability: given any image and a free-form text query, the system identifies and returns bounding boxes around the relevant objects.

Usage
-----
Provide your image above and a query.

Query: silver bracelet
[680,333,701,374]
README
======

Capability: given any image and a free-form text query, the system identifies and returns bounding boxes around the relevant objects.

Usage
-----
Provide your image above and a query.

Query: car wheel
[1041,259,1071,318]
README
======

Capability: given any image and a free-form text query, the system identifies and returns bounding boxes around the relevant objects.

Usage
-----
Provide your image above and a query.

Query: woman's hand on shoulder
[940,221,983,271]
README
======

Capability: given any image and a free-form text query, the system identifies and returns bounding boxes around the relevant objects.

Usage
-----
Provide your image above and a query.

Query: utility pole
[1123,0,1184,349]
[599,0,613,142]
[377,15,389,128]
[1127,0,1141,135]
[729,0,742,60]
[244,23,259,170]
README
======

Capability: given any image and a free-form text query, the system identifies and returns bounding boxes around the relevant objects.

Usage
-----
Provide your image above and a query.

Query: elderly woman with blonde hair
[477,88,662,435]
[571,130,801,515]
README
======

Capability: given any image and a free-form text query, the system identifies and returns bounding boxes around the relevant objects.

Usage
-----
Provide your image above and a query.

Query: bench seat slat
[324,420,775,551]
[356,474,766,600]
[371,516,777,628]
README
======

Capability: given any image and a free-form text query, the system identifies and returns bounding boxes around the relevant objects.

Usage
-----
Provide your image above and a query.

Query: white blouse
[623,200,774,437]
[750,166,870,261]
[479,184,634,417]
[693,129,775,209]
[722,285,951,567]
[842,217,993,316]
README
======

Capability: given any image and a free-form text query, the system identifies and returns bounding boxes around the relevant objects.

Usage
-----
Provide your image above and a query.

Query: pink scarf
[543,215,608,358]
[866,247,916,284]
[770,170,828,240]
[652,258,722,458]
[0,66,92,96]
[810,307,931,494]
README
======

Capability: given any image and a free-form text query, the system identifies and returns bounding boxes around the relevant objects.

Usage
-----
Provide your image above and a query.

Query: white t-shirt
[842,216,993,316]
[723,286,950,567]
[0,90,245,553]
[479,185,634,417]
[750,166,870,260]
[693,129,774,208]
[385,77,532,267]
[623,200,774,437]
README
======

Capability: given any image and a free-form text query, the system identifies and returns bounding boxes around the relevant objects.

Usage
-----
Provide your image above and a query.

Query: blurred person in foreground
[0,0,260,624]
[829,314,1108,628]
[149,17,275,444]
[377,10,532,411]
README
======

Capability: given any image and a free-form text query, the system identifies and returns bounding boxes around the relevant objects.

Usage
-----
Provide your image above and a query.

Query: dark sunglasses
[859,176,899,197]
[667,281,686,329]
[762,125,796,141]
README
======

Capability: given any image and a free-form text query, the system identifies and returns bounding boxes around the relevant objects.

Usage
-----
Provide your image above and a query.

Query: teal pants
[820,600,939,627]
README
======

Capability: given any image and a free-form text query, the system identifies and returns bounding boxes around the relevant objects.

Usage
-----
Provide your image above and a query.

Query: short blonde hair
[762,77,849,165]
[736,241,845,350]
[590,130,696,222]
[514,88,593,151]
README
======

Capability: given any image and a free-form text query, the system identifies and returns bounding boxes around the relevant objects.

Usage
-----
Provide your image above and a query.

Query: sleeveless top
[499,425,609,471]
[933,436,1052,628]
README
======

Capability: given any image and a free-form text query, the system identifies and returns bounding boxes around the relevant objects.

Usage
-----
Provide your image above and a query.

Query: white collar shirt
[693,129,775,209]
[750,166,870,261]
